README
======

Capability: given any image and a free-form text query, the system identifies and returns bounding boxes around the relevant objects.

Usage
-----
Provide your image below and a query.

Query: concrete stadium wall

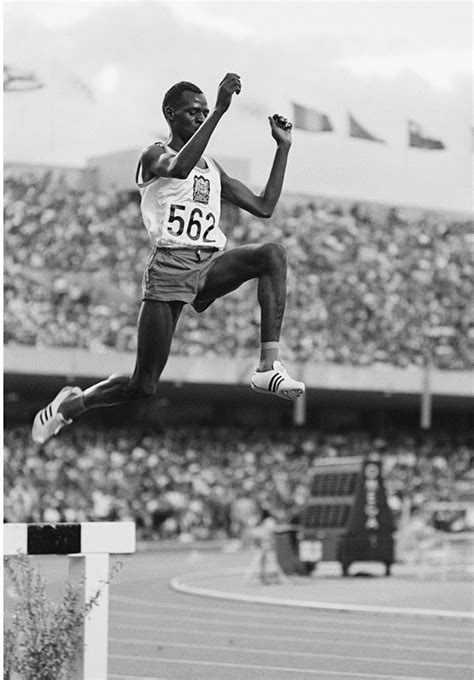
[4,344,473,399]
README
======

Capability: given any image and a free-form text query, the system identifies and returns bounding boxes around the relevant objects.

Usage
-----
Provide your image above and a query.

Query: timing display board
[302,503,352,529]
[300,453,395,573]
[302,456,363,532]
[310,470,359,497]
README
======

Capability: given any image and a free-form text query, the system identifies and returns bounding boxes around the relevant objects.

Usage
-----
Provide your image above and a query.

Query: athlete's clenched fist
[215,73,241,113]
[269,113,292,147]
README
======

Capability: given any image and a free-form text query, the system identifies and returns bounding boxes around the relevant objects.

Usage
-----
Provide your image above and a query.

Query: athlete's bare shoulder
[141,142,167,163]
[140,142,170,182]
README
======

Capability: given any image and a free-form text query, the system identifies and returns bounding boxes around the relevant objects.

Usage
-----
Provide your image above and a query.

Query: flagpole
[420,336,433,430]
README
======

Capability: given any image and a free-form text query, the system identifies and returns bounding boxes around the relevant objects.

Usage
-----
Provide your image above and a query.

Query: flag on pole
[348,113,384,143]
[292,103,333,132]
[4,65,43,92]
[408,120,445,150]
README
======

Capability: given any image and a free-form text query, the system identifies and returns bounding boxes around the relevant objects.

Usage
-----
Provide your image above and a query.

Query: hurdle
[4,521,136,680]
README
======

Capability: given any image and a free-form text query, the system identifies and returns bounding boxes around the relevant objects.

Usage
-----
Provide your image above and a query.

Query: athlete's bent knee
[260,242,287,270]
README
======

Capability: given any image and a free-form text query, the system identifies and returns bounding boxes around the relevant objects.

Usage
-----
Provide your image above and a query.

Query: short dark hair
[162,81,203,116]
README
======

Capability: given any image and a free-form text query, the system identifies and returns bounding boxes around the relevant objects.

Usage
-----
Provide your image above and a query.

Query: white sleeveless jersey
[136,144,226,250]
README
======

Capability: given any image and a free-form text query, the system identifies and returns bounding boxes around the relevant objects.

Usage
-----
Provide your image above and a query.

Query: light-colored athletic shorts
[142,246,223,312]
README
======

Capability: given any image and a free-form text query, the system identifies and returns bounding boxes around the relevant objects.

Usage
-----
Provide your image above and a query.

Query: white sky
[9,0,471,86]
[3,0,473,211]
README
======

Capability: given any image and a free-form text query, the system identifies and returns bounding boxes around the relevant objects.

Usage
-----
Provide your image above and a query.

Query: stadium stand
[4,424,473,541]
[4,168,473,543]
[4,169,473,369]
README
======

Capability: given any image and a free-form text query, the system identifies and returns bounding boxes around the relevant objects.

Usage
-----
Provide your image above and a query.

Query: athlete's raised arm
[217,114,292,219]
[140,73,241,182]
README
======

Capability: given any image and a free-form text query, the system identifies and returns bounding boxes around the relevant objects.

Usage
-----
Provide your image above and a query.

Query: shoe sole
[251,381,304,402]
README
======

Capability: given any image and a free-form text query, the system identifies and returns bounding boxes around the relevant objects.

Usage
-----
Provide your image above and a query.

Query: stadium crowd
[4,169,473,369]
[4,424,473,540]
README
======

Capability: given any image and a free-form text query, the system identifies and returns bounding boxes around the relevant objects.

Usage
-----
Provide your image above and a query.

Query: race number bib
[165,201,218,247]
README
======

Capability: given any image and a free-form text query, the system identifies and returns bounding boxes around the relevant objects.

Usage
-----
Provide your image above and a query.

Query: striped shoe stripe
[268,373,282,392]
[273,376,285,392]
[39,411,44,425]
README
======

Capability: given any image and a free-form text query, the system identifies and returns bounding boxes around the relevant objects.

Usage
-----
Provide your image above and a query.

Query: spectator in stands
[4,169,472,370]
[4,424,472,541]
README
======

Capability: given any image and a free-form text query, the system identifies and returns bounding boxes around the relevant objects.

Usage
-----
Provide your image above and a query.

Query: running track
[5,549,473,679]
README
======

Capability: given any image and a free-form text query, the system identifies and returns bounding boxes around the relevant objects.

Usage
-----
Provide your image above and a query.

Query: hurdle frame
[4,521,136,680]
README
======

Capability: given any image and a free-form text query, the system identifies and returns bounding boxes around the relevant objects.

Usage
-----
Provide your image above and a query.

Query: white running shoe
[32,386,82,444]
[251,360,305,401]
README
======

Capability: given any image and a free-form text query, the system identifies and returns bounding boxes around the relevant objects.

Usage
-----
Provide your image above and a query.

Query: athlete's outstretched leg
[69,300,183,412]
[195,243,304,401]
[255,242,287,345]
[32,300,183,444]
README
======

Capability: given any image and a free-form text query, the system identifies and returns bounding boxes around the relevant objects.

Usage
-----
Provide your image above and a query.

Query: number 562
[167,204,216,242]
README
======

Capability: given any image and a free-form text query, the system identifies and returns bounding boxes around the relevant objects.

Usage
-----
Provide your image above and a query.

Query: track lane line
[170,574,474,620]
[111,595,473,633]
[109,621,473,655]
[110,654,437,679]
[111,608,474,643]
[109,636,472,670]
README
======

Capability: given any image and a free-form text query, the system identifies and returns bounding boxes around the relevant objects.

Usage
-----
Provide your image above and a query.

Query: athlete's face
[168,91,209,142]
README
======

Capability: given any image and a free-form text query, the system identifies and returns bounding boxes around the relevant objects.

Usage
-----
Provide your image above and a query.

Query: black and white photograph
[3,0,473,678]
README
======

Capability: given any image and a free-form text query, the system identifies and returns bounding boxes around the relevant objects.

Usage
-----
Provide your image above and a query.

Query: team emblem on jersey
[193,175,210,204]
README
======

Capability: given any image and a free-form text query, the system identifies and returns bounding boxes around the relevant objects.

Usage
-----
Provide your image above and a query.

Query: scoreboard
[300,452,395,575]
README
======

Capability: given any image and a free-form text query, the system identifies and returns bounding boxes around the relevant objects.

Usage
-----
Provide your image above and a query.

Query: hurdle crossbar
[4,521,136,680]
